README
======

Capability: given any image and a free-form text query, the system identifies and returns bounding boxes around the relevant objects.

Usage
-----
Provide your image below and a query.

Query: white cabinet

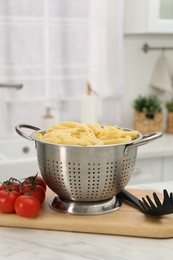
[124,0,173,34]
[163,157,173,181]
[129,158,163,185]
[128,134,173,185]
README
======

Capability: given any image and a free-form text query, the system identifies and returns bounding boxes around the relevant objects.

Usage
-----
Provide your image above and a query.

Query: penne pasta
[35,122,138,146]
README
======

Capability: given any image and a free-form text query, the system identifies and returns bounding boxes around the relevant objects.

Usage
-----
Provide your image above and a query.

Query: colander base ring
[49,196,121,215]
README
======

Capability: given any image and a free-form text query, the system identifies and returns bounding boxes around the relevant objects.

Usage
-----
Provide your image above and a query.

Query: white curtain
[0,0,124,136]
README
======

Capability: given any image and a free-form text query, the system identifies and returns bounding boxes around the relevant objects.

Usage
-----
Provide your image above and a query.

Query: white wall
[122,34,173,130]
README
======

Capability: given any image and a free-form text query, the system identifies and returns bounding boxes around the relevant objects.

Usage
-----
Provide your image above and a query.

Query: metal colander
[36,143,137,202]
[16,124,162,204]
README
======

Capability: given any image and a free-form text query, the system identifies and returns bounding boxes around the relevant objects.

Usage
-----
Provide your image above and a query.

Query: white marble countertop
[0,181,173,260]
[137,133,173,159]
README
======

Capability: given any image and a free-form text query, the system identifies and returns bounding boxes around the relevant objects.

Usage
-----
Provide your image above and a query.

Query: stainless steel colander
[15,124,162,214]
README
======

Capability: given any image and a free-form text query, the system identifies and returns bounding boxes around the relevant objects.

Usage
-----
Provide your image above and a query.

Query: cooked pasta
[35,122,138,146]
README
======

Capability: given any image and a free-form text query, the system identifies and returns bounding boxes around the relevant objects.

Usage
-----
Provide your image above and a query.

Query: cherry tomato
[23,174,47,191]
[0,180,20,193]
[15,195,40,218]
[0,190,20,213]
[20,184,45,204]
[35,175,47,191]
[10,182,20,192]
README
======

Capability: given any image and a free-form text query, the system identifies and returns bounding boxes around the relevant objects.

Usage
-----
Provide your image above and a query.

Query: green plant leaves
[166,100,173,112]
[132,95,162,113]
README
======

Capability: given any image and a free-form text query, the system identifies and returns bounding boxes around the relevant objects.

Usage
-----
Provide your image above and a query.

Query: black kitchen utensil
[117,189,173,216]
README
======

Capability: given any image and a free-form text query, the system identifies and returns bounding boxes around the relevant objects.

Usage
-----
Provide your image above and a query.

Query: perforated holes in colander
[86,162,100,200]
[68,162,82,199]
[86,162,118,200]
[37,156,68,196]
[37,155,52,188]
[120,156,136,187]
[100,162,118,199]
[53,161,69,196]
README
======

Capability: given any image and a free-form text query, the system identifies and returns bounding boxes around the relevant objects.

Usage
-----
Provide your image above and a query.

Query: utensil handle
[15,124,41,141]
[117,189,143,210]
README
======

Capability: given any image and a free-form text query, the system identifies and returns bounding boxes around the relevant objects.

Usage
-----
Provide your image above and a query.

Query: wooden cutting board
[0,188,173,238]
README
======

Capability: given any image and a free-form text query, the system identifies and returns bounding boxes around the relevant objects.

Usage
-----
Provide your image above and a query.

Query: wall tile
[49,78,88,98]
[50,24,89,65]
[4,79,45,101]
[0,66,45,78]
[0,0,44,17]
[49,0,89,19]
[0,23,44,66]
[50,65,88,77]
[7,100,45,134]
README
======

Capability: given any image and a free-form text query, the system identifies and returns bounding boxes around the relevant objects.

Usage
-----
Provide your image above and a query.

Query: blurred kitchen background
[0,0,173,137]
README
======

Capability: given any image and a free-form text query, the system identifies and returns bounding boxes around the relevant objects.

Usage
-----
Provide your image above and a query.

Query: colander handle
[130,131,162,148]
[124,131,162,155]
[15,124,41,141]
[124,132,163,156]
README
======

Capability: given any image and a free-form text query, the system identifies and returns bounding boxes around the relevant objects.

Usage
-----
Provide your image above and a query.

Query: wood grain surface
[0,188,173,238]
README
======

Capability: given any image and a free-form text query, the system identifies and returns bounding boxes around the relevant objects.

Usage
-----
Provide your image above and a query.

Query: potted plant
[166,99,173,134]
[132,95,163,134]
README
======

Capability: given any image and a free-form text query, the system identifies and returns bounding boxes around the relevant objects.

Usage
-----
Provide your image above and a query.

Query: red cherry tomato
[0,190,20,213]
[35,175,47,191]
[15,195,40,218]
[0,180,20,193]
[20,184,45,204]
[10,182,20,192]
[23,175,47,191]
